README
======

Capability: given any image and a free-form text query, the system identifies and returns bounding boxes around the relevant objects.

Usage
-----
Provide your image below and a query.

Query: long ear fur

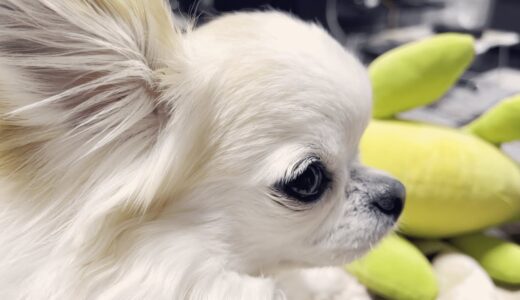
[0,0,184,190]
[0,0,188,240]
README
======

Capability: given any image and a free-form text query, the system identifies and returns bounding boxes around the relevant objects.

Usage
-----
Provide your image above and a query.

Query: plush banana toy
[347,33,520,300]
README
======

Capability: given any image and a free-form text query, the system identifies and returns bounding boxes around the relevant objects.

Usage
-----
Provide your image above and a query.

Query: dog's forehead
[189,12,372,171]
[192,12,371,120]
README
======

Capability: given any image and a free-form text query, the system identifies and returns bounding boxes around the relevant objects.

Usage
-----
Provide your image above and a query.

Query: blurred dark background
[171,0,520,66]
[171,0,520,160]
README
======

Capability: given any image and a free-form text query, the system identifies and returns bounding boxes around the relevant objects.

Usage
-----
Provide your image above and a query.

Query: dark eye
[278,160,329,203]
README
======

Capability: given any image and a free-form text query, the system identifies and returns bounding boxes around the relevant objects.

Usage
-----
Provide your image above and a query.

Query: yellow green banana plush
[363,35,520,238]
[370,33,474,119]
[347,234,438,300]
[363,101,520,237]
[347,33,520,300]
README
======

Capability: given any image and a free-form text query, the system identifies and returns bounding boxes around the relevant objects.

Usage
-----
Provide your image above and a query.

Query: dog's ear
[0,0,188,206]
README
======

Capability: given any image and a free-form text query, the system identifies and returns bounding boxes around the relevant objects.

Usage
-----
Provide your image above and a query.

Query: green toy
[450,233,520,285]
[370,33,474,119]
[363,113,520,237]
[363,34,520,238]
[347,234,438,300]
[465,95,520,144]
[346,33,520,300]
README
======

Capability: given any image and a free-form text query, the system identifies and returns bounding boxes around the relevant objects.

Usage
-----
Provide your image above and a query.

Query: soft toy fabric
[347,234,438,300]
[450,233,520,285]
[346,33,520,300]
[432,252,498,300]
[363,37,520,238]
[362,118,520,237]
[369,33,474,119]
[465,94,520,144]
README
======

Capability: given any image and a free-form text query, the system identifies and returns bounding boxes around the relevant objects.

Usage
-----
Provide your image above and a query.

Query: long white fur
[0,1,391,299]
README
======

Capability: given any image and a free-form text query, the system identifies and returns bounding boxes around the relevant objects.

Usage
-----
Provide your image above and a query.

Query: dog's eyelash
[289,158,332,186]
[286,156,320,181]
[273,156,332,206]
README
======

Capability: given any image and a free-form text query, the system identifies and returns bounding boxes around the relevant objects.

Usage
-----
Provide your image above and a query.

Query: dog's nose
[370,178,405,219]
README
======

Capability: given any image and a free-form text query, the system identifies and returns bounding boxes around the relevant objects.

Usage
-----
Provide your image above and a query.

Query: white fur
[0,1,394,299]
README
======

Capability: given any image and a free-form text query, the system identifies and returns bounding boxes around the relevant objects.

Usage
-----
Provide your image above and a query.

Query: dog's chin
[299,217,398,267]
[274,246,373,272]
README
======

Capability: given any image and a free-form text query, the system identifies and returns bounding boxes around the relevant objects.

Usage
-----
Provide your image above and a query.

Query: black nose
[371,179,405,219]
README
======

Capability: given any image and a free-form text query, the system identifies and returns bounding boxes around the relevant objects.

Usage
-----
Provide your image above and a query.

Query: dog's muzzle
[350,167,406,220]
[369,177,405,219]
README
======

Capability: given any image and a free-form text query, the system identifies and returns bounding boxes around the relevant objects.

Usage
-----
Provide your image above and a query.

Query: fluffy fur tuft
[0,1,207,297]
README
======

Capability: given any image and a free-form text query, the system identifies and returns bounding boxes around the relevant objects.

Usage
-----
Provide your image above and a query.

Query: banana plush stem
[369,33,475,119]
[464,94,520,144]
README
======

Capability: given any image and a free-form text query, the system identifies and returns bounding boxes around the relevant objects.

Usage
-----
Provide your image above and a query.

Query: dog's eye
[279,161,329,203]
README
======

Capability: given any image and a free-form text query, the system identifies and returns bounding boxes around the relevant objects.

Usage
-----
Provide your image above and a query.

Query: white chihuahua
[0,1,405,299]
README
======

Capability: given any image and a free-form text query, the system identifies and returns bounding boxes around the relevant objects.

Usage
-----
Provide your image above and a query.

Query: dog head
[0,1,404,277]
[161,12,406,272]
